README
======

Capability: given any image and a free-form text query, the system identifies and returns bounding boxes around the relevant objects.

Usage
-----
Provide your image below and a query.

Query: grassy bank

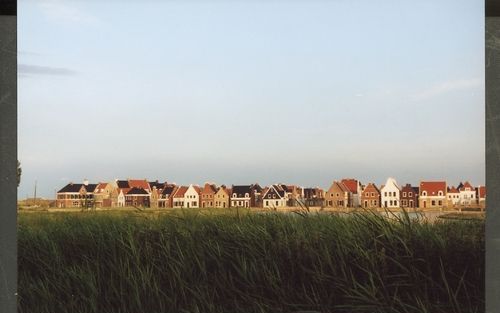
[18,210,484,313]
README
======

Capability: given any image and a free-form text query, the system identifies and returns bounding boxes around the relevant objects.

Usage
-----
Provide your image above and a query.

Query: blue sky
[18,0,485,198]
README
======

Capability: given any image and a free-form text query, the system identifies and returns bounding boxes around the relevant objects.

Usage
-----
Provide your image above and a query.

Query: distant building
[200,183,218,208]
[476,186,486,208]
[446,186,460,207]
[361,183,381,208]
[214,185,231,208]
[400,184,419,208]
[341,178,362,207]
[419,181,447,208]
[184,184,201,208]
[458,181,476,206]
[324,181,350,208]
[230,185,252,208]
[380,178,401,208]
[158,184,177,208]
[172,186,188,208]
[303,187,325,207]
[56,180,97,208]
[125,187,150,207]
[262,185,288,208]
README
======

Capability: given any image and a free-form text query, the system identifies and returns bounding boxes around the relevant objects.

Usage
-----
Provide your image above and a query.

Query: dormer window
[422,191,427,196]
[245,193,249,198]
[438,191,443,196]
[233,193,237,198]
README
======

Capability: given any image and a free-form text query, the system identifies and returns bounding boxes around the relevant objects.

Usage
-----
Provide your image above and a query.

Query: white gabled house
[380,177,401,208]
[262,184,288,208]
[184,184,201,208]
[458,181,476,206]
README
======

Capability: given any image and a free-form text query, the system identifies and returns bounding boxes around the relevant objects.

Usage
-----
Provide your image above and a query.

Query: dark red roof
[173,186,188,198]
[362,183,380,194]
[420,181,446,196]
[447,186,459,193]
[341,179,359,194]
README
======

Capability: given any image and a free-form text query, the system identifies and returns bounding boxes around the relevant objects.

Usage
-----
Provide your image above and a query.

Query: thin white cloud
[38,0,100,25]
[18,64,78,76]
[411,78,483,102]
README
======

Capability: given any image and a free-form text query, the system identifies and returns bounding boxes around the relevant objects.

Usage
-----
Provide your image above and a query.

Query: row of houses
[56,177,486,210]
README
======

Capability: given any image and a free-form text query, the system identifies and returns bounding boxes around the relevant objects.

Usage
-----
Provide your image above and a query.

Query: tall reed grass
[18,210,484,313]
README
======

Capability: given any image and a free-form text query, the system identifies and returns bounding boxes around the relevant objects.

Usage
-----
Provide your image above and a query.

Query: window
[371,192,374,197]
[384,192,387,196]
[409,192,412,197]
[265,200,269,206]
[276,201,279,206]
[393,192,396,197]
[431,200,436,206]
[438,200,442,206]
[403,192,406,197]
[365,192,369,197]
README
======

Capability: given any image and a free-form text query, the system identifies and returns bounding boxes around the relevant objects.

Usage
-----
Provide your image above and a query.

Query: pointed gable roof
[362,183,380,194]
[202,183,217,194]
[447,186,459,193]
[173,186,188,198]
[95,183,108,193]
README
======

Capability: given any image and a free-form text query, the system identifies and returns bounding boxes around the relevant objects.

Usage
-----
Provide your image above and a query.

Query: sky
[18,0,485,199]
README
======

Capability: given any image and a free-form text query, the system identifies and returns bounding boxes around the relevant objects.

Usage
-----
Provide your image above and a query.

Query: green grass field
[18,209,484,313]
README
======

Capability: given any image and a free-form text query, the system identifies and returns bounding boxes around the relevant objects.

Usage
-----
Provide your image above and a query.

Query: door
[364,200,368,208]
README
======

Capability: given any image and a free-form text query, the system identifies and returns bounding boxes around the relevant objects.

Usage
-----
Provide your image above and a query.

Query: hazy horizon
[18,0,485,199]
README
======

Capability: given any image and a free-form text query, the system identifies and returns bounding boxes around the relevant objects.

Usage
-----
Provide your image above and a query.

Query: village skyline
[18,1,484,199]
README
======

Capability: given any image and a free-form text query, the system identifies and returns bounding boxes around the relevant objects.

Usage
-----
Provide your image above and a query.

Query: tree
[17,160,21,187]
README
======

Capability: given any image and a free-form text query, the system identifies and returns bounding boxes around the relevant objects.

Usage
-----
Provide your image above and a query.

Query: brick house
[360,183,380,208]
[303,187,325,207]
[324,181,350,208]
[56,180,97,208]
[200,183,217,208]
[93,182,115,208]
[158,184,177,208]
[400,184,419,208]
[419,181,447,209]
[125,187,150,207]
